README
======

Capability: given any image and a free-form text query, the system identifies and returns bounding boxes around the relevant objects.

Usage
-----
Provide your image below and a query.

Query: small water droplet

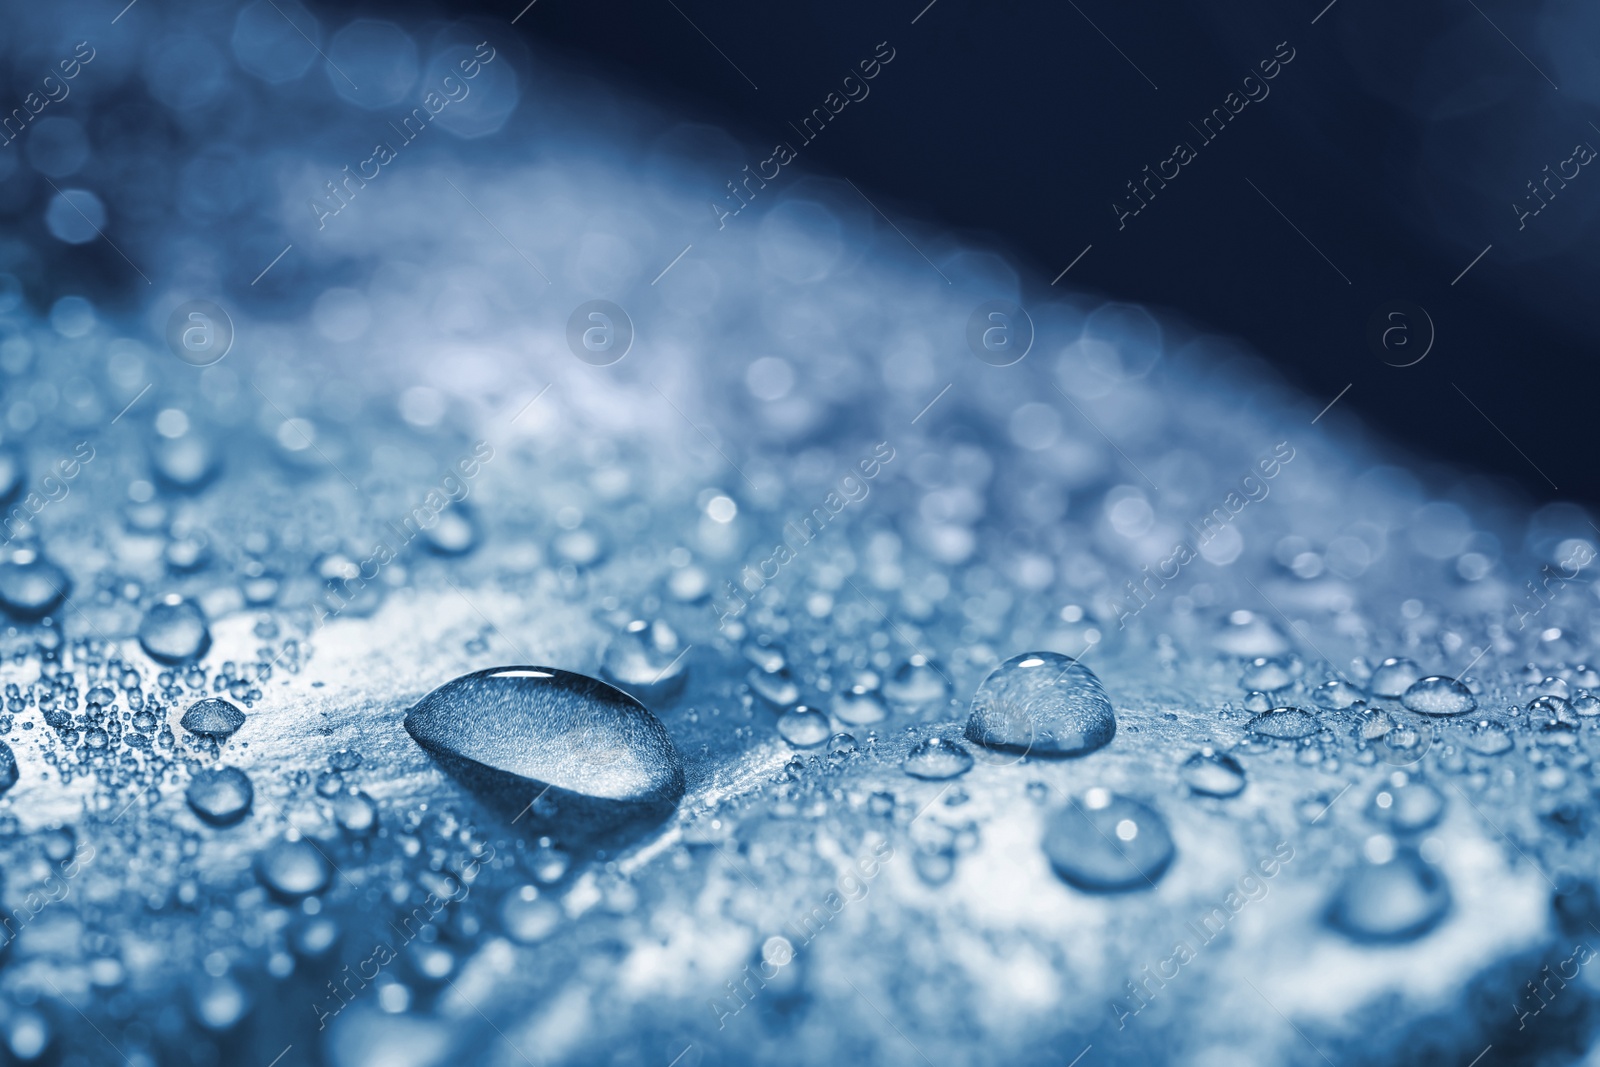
[833,684,889,726]
[903,737,974,780]
[334,791,377,834]
[1400,676,1475,716]
[501,885,561,942]
[1314,679,1367,710]
[181,698,246,740]
[257,837,331,898]
[1180,749,1246,797]
[883,654,950,711]
[601,620,688,704]
[1465,721,1514,756]
[1240,658,1293,692]
[1248,707,1320,740]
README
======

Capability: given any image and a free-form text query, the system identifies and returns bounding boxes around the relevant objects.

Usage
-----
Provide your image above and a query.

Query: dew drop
[965,652,1116,757]
[1212,610,1290,657]
[181,698,246,740]
[1400,676,1475,716]
[1326,842,1450,942]
[1314,679,1367,710]
[0,553,70,620]
[903,737,974,780]
[777,705,830,748]
[186,766,253,826]
[1465,721,1513,756]
[832,684,889,726]
[257,837,331,898]
[883,654,950,711]
[334,791,377,834]
[1240,658,1293,692]
[1370,657,1421,698]
[0,740,16,795]
[1043,789,1174,891]
[1180,748,1246,797]
[138,595,212,664]
[601,619,688,704]
[404,666,685,822]
[1247,707,1319,740]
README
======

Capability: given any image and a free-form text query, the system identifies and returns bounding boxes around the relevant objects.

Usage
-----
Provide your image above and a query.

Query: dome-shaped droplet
[404,666,685,822]
[152,432,220,491]
[138,595,211,664]
[257,837,331,898]
[1247,706,1319,740]
[883,655,950,711]
[181,698,246,740]
[334,791,378,833]
[186,766,253,825]
[747,666,800,707]
[832,684,889,726]
[1370,657,1421,698]
[0,740,17,795]
[1212,610,1290,657]
[1043,788,1174,891]
[0,553,69,620]
[777,705,830,748]
[1313,679,1367,710]
[1240,658,1293,692]
[1400,676,1475,716]
[903,737,974,780]
[421,507,479,556]
[600,620,688,704]
[965,652,1116,757]
[1465,721,1513,755]
[192,973,250,1031]
[1180,749,1246,797]
[1326,840,1450,942]
[1367,779,1444,832]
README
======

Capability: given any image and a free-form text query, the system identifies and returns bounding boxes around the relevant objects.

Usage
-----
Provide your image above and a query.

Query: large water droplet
[138,595,211,664]
[965,652,1116,757]
[883,655,950,711]
[186,766,253,825]
[1400,676,1475,716]
[404,666,685,825]
[1248,707,1320,740]
[0,740,16,795]
[1213,610,1290,657]
[0,552,69,620]
[903,737,974,780]
[1370,657,1421,698]
[1180,749,1246,797]
[181,698,246,740]
[1043,788,1174,891]
[600,619,688,704]
[1326,839,1450,942]
[257,837,331,898]
[777,705,829,748]
[1367,779,1444,832]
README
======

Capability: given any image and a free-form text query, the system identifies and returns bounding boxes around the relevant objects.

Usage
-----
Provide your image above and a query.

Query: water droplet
[192,973,250,1030]
[832,684,889,726]
[152,432,220,492]
[1465,721,1513,755]
[883,654,950,711]
[1400,676,1475,716]
[600,620,688,704]
[903,737,974,780]
[1248,707,1320,740]
[0,741,16,795]
[1326,842,1450,942]
[1314,679,1367,710]
[404,666,685,822]
[257,837,331,898]
[1180,749,1246,797]
[1240,658,1293,691]
[827,732,858,756]
[421,507,479,556]
[138,595,211,664]
[1370,657,1421,698]
[334,791,377,834]
[747,666,800,707]
[1043,789,1174,891]
[1213,611,1290,657]
[186,766,253,826]
[1242,691,1272,712]
[777,705,830,748]
[0,553,69,620]
[1366,780,1444,832]
[501,885,561,942]
[965,652,1116,757]
[1572,693,1600,717]
[181,698,246,740]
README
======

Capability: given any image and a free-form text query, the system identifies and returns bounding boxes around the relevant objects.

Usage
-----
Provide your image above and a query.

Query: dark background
[487,0,1596,507]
